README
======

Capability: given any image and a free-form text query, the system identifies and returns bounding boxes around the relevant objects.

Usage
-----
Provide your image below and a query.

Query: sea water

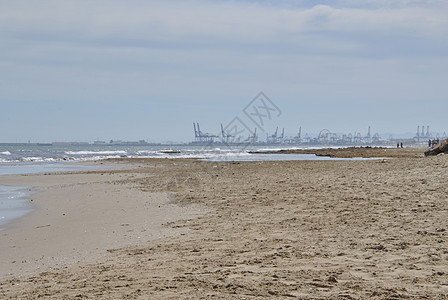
[0,143,388,163]
[0,162,115,231]
[0,186,33,231]
[0,144,255,163]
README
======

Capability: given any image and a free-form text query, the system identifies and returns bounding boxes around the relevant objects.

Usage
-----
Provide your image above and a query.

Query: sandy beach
[0,170,209,280]
[1,147,448,299]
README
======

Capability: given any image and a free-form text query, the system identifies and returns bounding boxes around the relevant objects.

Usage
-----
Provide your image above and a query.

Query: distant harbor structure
[0,125,445,147]
[192,123,218,144]
[414,125,431,142]
[190,122,445,146]
[191,122,257,145]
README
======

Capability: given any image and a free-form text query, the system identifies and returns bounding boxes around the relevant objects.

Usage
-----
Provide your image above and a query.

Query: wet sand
[1,147,448,299]
[0,171,208,280]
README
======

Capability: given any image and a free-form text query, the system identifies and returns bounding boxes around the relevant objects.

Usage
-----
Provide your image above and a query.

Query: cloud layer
[0,0,447,141]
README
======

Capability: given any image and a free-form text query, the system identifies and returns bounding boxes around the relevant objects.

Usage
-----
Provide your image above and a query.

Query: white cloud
[0,0,447,114]
[1,1,447,47]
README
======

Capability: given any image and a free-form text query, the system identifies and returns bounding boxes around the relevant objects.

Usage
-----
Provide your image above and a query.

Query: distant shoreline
[250,146,428,158]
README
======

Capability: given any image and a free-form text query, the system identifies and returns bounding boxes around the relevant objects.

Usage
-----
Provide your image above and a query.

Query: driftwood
[424,138,448,156]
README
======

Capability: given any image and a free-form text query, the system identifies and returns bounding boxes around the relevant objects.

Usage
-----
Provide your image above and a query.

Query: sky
[0,0,447,143]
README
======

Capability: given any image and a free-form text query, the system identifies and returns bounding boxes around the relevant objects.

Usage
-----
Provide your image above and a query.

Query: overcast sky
[1,0,447,143]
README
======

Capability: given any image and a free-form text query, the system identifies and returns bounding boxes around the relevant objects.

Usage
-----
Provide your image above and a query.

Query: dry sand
[1,148,448,299]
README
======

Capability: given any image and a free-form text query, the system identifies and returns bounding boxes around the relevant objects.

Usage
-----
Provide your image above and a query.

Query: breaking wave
[65,150,128,155]
[0,146,253,163]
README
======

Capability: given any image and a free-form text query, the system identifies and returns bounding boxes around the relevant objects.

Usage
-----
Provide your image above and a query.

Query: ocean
[0,144,256,163]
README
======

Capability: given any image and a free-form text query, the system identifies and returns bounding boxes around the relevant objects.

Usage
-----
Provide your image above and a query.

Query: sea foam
[65,150,128,155]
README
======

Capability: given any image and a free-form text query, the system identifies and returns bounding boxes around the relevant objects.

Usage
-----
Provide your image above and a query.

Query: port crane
[193,123,218,143]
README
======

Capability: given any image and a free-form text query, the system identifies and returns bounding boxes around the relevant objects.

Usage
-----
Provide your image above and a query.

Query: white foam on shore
[65,150,128,155]
[1,145,397,164]
[21,157,56,162]
[136,150,160,155]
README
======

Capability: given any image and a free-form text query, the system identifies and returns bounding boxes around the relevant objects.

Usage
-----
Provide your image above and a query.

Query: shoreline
[0,161,127,232]
[0,185,35,232]
[0,164,210,280]
[1,148,448,298]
